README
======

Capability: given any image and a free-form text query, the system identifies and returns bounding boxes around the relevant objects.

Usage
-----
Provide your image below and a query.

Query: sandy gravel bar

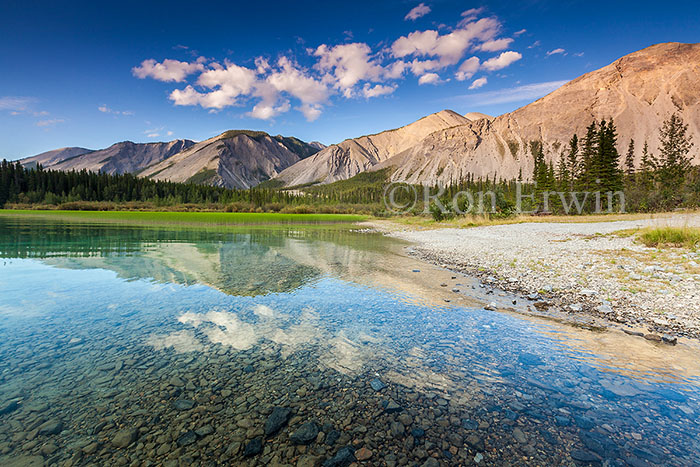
[367,214,700,340]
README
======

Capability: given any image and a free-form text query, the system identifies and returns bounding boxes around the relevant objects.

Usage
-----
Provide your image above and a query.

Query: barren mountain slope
[276,109,471,186]
[140,131,320,189]
[20,147,94,169]
[386,42,700,184]
[26,140,195,175]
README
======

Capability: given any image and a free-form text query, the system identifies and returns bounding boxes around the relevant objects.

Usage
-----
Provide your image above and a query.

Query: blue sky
[1,0,698,159]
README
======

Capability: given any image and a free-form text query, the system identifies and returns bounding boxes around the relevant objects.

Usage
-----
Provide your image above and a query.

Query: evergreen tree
[639,140,656,190]
[579,121,598,190]
[557,152,569,188]
[567,134,579,190]
[625,139,636,176]
[533,142,548,190]
[597,119,623,193]
[658,113,693,189]
[546,160,556,192]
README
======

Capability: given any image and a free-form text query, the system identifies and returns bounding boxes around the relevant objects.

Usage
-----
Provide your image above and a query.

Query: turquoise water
[0,217,699,466]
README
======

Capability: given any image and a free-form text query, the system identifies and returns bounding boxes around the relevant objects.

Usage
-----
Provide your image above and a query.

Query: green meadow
[0,210,367,228]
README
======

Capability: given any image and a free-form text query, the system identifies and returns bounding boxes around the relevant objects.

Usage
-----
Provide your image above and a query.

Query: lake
[0,215,699,466]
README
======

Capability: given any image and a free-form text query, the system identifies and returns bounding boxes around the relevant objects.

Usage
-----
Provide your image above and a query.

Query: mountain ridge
[275,109,472,186]
[139,130,322,189]
[278,41,699,187]
[20,140,195,175]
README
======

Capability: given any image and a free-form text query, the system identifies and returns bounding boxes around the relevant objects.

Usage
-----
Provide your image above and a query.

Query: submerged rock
[173,399,195,411]
[580,431,619,458]
[112,428,138,448]
[461,418,478,430]
[244,437,263,457]
[176,430,197,447]
[662,335,678,345]
[0,400,18,415]
[38,420,63,436]
[290,421,319,445]
[264,407,292,436]
[512,427,527,444]
[195,425,214,437]
[369,378,386,391]
[518,353,544,366]
[573,415,596,430]
[355,447,373,461]
[323,446,356,467]
[383,399,402,413]
[570,449,600,463]
[325,430,340,446]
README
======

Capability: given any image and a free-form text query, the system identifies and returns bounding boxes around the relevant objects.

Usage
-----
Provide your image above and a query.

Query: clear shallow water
[0,217,699,466]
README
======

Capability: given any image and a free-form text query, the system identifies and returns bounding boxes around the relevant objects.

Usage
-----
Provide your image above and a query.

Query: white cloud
[459,7,485,24]
[546,48,566,56]
[478,38,513,52]
[268,57,329,105]
[98,104,133,116]
[144,126,164,138]
[36,119,64,127]
[418,73,441,85]
[455,57,480,81]
[169,61,257,109]
[132,58,206,82]
[481,51,522,71]
[405,3,431,21]
[0,96,50,118]
[409,59,441,76]
[170,85,230,109]
[249,97,291,120]
[255,57,271,73]
[513,29,527,36]
[0,96,36,112]
[384,60,407,79]
[197,62,257,92]
[247,81,290,120]
[163,55,329,120]
[314,43,385,94]
[455,80,568,105]
[469,77,488,89]
[134,11,528,121]
[391,17,502,66]
[297,104,323,121]
[362,83,396,98]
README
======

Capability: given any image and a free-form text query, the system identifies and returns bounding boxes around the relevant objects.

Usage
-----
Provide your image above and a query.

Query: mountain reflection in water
[1,216,700,465]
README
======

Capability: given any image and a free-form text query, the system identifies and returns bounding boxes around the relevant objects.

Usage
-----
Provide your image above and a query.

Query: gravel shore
[366,214,700,340]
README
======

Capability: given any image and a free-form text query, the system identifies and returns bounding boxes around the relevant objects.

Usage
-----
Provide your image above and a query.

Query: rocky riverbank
[366,214,700,341]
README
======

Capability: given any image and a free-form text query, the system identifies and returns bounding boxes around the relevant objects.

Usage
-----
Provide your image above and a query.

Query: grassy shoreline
[0,209,367,228]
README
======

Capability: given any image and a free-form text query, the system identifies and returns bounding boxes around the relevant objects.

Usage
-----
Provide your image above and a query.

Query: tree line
[0,163,304,209]
[2,113,697,216]
[531,113,697,213]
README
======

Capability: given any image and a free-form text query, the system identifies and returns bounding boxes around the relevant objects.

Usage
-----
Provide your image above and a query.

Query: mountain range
[139,130,323,189]
[19,42,700,189]
[23,140,195,175]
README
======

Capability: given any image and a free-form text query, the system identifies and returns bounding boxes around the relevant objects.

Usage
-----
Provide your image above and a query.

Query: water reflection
[1,216,700,465]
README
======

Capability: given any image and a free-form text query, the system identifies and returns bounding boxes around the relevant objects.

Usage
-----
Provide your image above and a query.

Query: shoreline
[363,215,700,342]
